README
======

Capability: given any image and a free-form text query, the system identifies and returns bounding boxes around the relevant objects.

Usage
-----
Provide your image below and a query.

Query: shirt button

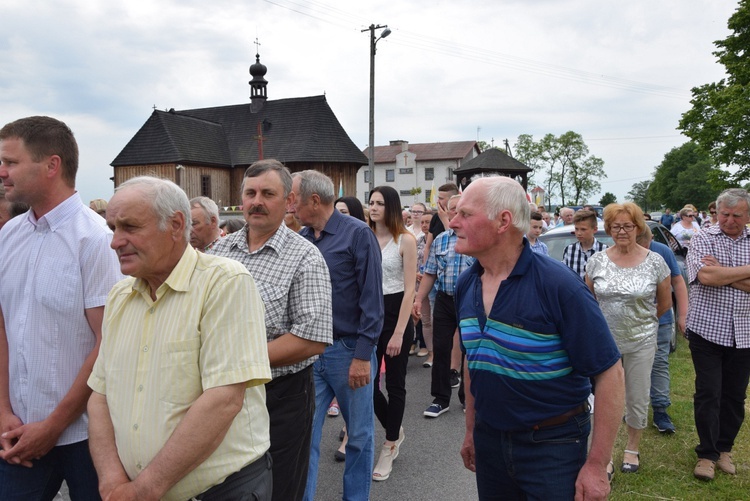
[143,346,149,352]
[133,424,139,431]
[138,385,144,392]
[136,463,142,470]
[149,308,154,314]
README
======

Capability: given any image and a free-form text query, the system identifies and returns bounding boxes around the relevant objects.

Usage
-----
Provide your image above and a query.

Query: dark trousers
[431,291,457,407]
[473,413,590,500]
[266,366,315,501]
[196,451,273,501]
[374,292,414,441]
[0,440,99,501]
[689,331,750,461]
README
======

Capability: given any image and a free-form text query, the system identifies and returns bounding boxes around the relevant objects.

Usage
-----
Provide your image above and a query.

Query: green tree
[569,156,606,205]
[599,192,617,206]
[647,142,723,210]
[627,180,652,210]
[514,131,606,206]
[679,1,750,182]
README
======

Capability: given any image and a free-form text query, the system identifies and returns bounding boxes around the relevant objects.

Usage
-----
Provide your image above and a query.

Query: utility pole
[363,23,391,198]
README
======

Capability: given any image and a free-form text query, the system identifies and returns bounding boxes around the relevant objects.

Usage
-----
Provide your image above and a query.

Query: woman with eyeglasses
[702,201,719,229]
[671,207,701,248]
[585,203,672,476]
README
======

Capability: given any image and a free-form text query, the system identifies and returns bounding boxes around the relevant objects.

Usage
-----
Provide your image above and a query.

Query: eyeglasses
[611,224,636,233]
[410,210,424,216]
[710,211,717,215]
[684,214,694,218]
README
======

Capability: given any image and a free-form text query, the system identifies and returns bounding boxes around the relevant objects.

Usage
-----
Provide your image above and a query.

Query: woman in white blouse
[368,186,417,482]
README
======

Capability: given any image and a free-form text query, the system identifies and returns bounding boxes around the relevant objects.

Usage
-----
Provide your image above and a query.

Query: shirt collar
[708,223,750,240]
[509,238,533,277]
[132,245,196,297]
[471,238,531,279]
[28,192,83,231]
[203,236,223,252]
[228,222,288,255]
[321,208,343,236]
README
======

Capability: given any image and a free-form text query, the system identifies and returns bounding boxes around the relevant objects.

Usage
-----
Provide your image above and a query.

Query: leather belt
[532,402,590,430]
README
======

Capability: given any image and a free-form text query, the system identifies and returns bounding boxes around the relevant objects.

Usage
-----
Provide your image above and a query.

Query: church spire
[249,39,268,113]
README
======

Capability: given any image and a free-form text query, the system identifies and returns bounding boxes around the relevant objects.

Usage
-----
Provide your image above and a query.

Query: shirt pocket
[159,337,202,405]
[254,280,286,336]
[35,261,81,313]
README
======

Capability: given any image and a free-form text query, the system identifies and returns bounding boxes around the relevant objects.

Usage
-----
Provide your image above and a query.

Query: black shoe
[450,369,461,388]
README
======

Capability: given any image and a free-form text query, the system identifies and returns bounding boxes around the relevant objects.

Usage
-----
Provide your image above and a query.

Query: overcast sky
[0,0,739,206]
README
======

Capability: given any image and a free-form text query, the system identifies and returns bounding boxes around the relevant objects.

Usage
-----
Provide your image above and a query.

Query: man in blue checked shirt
[413,194,475,419]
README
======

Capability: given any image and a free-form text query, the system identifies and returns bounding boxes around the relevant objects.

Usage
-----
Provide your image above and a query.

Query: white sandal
[372,444,397,481]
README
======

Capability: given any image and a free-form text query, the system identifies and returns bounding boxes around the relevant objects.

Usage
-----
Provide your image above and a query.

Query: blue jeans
[474,412,590,501]
[650,322,672,411]
[303,337,376,501]
[0,440,100,501]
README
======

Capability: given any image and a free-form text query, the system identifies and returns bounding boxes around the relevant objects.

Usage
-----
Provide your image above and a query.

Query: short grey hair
[189,196,219,225]
[243,159,292,197]
[292,170,335,205]
[472,175,530,235]
[117,176,191,241]
[717,188,750,212]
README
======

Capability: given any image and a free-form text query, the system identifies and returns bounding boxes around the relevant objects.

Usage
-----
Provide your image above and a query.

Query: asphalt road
[61,353,478,500]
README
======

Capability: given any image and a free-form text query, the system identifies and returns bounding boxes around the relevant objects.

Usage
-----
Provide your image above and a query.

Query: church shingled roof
[112,95,367,167]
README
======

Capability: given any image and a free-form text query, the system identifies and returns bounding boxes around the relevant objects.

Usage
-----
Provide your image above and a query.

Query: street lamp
[362,23,391,197]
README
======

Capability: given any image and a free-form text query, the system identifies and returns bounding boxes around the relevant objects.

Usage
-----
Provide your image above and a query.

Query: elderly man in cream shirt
[87,176,272,501]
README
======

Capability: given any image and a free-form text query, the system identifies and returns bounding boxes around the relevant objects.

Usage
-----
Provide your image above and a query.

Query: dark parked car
[539,220,687,352]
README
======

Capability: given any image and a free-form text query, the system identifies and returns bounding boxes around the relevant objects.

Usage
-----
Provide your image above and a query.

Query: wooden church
[111,52,368,207]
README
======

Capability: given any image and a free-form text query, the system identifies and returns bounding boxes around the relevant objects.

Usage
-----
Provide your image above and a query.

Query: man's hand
[574,460,610,501]
[460,431,476,472]
[0,413,32,467]
[349,358,371,390]
[0,418,60,466]
[105,481,153,501]
[701,255,720,267]
[99,475,133,501]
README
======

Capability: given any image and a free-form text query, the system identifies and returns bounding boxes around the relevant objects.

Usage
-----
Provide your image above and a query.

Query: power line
[263,0,693,100]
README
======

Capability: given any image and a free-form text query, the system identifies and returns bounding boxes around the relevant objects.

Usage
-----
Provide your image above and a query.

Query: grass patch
[609,335,750,500]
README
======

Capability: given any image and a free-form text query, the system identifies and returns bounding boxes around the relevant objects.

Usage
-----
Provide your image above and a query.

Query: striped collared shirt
[89,246,271,501]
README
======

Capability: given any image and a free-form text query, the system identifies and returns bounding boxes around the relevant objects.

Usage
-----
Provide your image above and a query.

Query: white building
[358,140,480,205]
